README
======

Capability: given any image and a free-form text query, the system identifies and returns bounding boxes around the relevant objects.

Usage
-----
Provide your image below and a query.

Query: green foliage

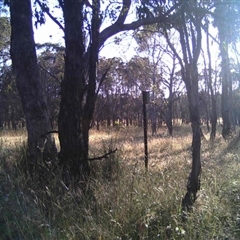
[0,15,10,64]
[213,0,240,44]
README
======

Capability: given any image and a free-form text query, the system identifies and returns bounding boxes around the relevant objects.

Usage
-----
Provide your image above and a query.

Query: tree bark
[164,2,202,219]
[215,3,232,139]
[206,24,217,140]
[58,0,90,183]
[58,0,100,185]
[182,67,201,218]
[10,0,57,172]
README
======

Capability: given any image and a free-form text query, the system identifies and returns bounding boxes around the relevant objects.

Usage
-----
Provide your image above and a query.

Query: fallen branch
[88,149,117,161]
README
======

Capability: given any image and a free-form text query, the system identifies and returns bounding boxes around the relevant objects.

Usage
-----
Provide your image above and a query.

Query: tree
[37,43,64,128]
[0,66,24,129]
[10,0,57,175]
[163,1,203,218]
[202,22,218,139]
[0,12,11,128]
[213,0,240,138]
[134,28,164,135]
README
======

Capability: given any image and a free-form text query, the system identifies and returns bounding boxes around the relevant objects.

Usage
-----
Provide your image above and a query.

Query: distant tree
[134,28,164,135]
[0,66,23,129]
[37,43,64,127]
[0,13,11,127]
[160,41,183,136]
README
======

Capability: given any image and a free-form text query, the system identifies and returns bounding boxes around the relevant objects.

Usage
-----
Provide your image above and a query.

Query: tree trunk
[58,0,90,183]
[10,0,57,172]
[216,3,232,139]
[58,0,100,184]
[205,23,217,140]
[163,2,202,220]
[165,105,173,136]
[220,39,231,139]
[182,71,201,219]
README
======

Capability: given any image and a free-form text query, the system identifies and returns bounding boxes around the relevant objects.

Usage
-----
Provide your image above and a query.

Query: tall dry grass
[0,125,240,239]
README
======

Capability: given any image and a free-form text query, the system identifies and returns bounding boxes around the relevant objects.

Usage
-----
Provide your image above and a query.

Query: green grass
[1,126,240,239]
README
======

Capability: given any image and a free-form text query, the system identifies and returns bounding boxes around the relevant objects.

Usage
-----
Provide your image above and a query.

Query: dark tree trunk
[58,0,90,182]
[0,114,2,129]
[107,117,111,127]
[182,70,201,218]
[10,0,57,171]
[205,23,217,140]
[220,40,231,139]
[58,0,100,184]
[165,106,173,136]
[150,105,157,135]
[165,61,175,136]
[215,3,232,139]
[151,79,157,135]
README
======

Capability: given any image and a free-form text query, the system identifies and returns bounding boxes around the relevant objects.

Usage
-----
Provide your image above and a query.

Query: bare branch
[88,149,117,161]
[38,64,61,84]
[40,130,58,138]
[99,1,183,49]
[36,0,64,32]
[96,65,111,95]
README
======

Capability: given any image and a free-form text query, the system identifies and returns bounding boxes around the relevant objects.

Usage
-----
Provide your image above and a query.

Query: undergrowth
[0,126,240,239]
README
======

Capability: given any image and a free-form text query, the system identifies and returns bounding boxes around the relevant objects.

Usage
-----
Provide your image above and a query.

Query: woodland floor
[1,124,240,239]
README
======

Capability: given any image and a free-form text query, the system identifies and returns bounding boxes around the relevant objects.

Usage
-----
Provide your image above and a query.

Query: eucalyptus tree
[10,0,57,174]
[162,1,203,217]
[134,28,164,135]
[0,66,23,129]
[95,57,125,127]
[156,35,183,136]
[201,23,218,139]
[213,0,240,138]
[37,43,64,127]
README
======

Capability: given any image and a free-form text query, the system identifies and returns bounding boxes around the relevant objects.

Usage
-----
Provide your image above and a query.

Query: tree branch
[88,148,117,161]
[96,65,111,95]
[99,1,183,49]
[40,130,58,138]
[36,0,64,32]
[38,64,61,84]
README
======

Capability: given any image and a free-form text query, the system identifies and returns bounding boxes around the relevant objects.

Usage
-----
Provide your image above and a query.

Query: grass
[1,125,240,239]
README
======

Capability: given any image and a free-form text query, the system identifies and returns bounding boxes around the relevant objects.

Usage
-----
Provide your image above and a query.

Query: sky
[33,14,138,62]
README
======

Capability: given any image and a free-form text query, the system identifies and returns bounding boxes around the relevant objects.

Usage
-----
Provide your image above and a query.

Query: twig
[40,130,58,138]
[88,149,117,161]
[38,64,61,84]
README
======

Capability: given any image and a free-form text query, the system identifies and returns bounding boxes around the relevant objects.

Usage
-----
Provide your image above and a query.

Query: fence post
[142,91,150,171]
